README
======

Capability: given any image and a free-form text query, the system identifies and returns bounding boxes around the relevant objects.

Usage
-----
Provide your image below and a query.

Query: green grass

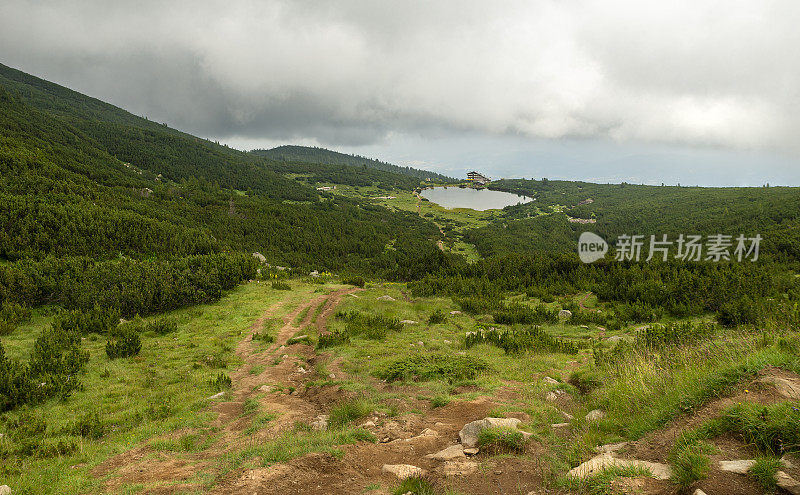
[670,444,711,487]
[329,399,373,428]
[0,281,327,494]
[393,476,435,495]
[476,426,526,454]
[749,456,782,491]
[430,394,450,408]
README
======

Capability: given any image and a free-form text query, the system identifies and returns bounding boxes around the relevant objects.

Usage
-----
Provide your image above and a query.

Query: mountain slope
[253,145,456,183]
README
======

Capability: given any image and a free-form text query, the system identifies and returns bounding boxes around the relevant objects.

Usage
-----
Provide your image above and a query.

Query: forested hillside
[253,145,456,183]
[0,65,459,317]
[477,178,800,262]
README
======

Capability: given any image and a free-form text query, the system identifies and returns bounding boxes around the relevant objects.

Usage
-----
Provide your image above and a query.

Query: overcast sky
[1,0,798,185]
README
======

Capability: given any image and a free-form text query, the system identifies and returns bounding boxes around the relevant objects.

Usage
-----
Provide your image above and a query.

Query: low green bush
[105,327,142,359]
[316,331,350,349]
[670,444,711,487]
[393,476,435,495]
[342,276,365,288]
[465,326,579,355]
[427,309,447,324]
[272,281,292,290]
[379,353,489,383]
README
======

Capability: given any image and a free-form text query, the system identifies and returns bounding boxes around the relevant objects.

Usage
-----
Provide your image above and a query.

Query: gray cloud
[1,0,799,152]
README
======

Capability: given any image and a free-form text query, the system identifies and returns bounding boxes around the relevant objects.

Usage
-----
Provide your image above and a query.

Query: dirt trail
[94,286,361,493]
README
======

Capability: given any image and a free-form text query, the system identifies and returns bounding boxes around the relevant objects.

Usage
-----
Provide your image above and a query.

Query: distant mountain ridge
[253,145,456,183]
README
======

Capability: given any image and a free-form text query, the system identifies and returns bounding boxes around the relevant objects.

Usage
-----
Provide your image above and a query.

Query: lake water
[420,186,533,211]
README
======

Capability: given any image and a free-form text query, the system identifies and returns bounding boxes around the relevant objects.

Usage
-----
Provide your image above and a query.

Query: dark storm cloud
[1,0,799,152]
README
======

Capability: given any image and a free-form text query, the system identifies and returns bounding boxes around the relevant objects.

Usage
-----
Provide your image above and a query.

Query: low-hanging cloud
[1,0,798,151]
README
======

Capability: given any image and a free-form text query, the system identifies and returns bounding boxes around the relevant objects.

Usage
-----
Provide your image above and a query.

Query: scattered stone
[258,385,273,393]
[463,447,479,455]
[693,490,708,495]
[207,391,225,400]
[542,376,559,385]
[377,295,396,301]
[347,294,359,298]
[311,415,329,431]
[606,335,623,343]
[426,444,465,460]
[441,461,479,476]
[567,453,672,480]
[297,367,309,374]
[382,464,425,480]
[417,428,439,437]
[282,354,288,359]
[551,423,570,428]
[585,409,606,422]
[381,437,390,443]
[252,252,266,263]
[459,417,523,448]
[309,270,320,277]
[782,454,797,469]
[400,320,418,324]
[579,325,589,329]
[595,442,628,454]
[757,376,800,400]
[443,339,451,344]
[719,459,756,474]
[777,471,800,495]
[450,310,462,315]
[417,341,424,347]
[287,335,309,345]
[545,389,566,401]
[360,421,376,428]
[0,486,10,495]
[328,373,336,379]
[562,411,574,420]
[558,309,573,319]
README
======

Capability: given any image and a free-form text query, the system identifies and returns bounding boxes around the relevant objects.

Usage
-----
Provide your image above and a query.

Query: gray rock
[463,447,479,455]
[382,464,425,479]
[551,423,570,428]
[693,490,708,495]
[542,376,559,385]
[777,471,800,495]
[207,391,225,400]
[719,459,756,474]
[377,295,396,301]
[606,335,623,343]
[567,453,672,480]
[757,376,800,400]
[0,486,10,495]
[311,415,329,431]
[459,417,523,448]
[441,461,478,476]
[585,409,605,422]
[258,385,273,392]
[425,444,465,460]
[450,310,462,315]
[309,270,320,277]
[400,320,418,324]
[252,252,266,263]
[558,309,573,319]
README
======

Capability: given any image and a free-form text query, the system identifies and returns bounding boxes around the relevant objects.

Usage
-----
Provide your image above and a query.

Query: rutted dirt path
[94,286,362,493]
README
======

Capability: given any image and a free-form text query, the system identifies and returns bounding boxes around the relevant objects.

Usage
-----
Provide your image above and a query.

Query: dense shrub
[427,309,447,324]
[0,301,31,324]
[717,296,760,327]
[271,281,292,290]
[341,276,365,288]
[465,326,579,355]
[52,305,119,335]
[316,331,350,349]
[379,354,489,383]
[335,310,402,340]
[492,302,557,325]
[105,327,142,359]
[0,324,89,411]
